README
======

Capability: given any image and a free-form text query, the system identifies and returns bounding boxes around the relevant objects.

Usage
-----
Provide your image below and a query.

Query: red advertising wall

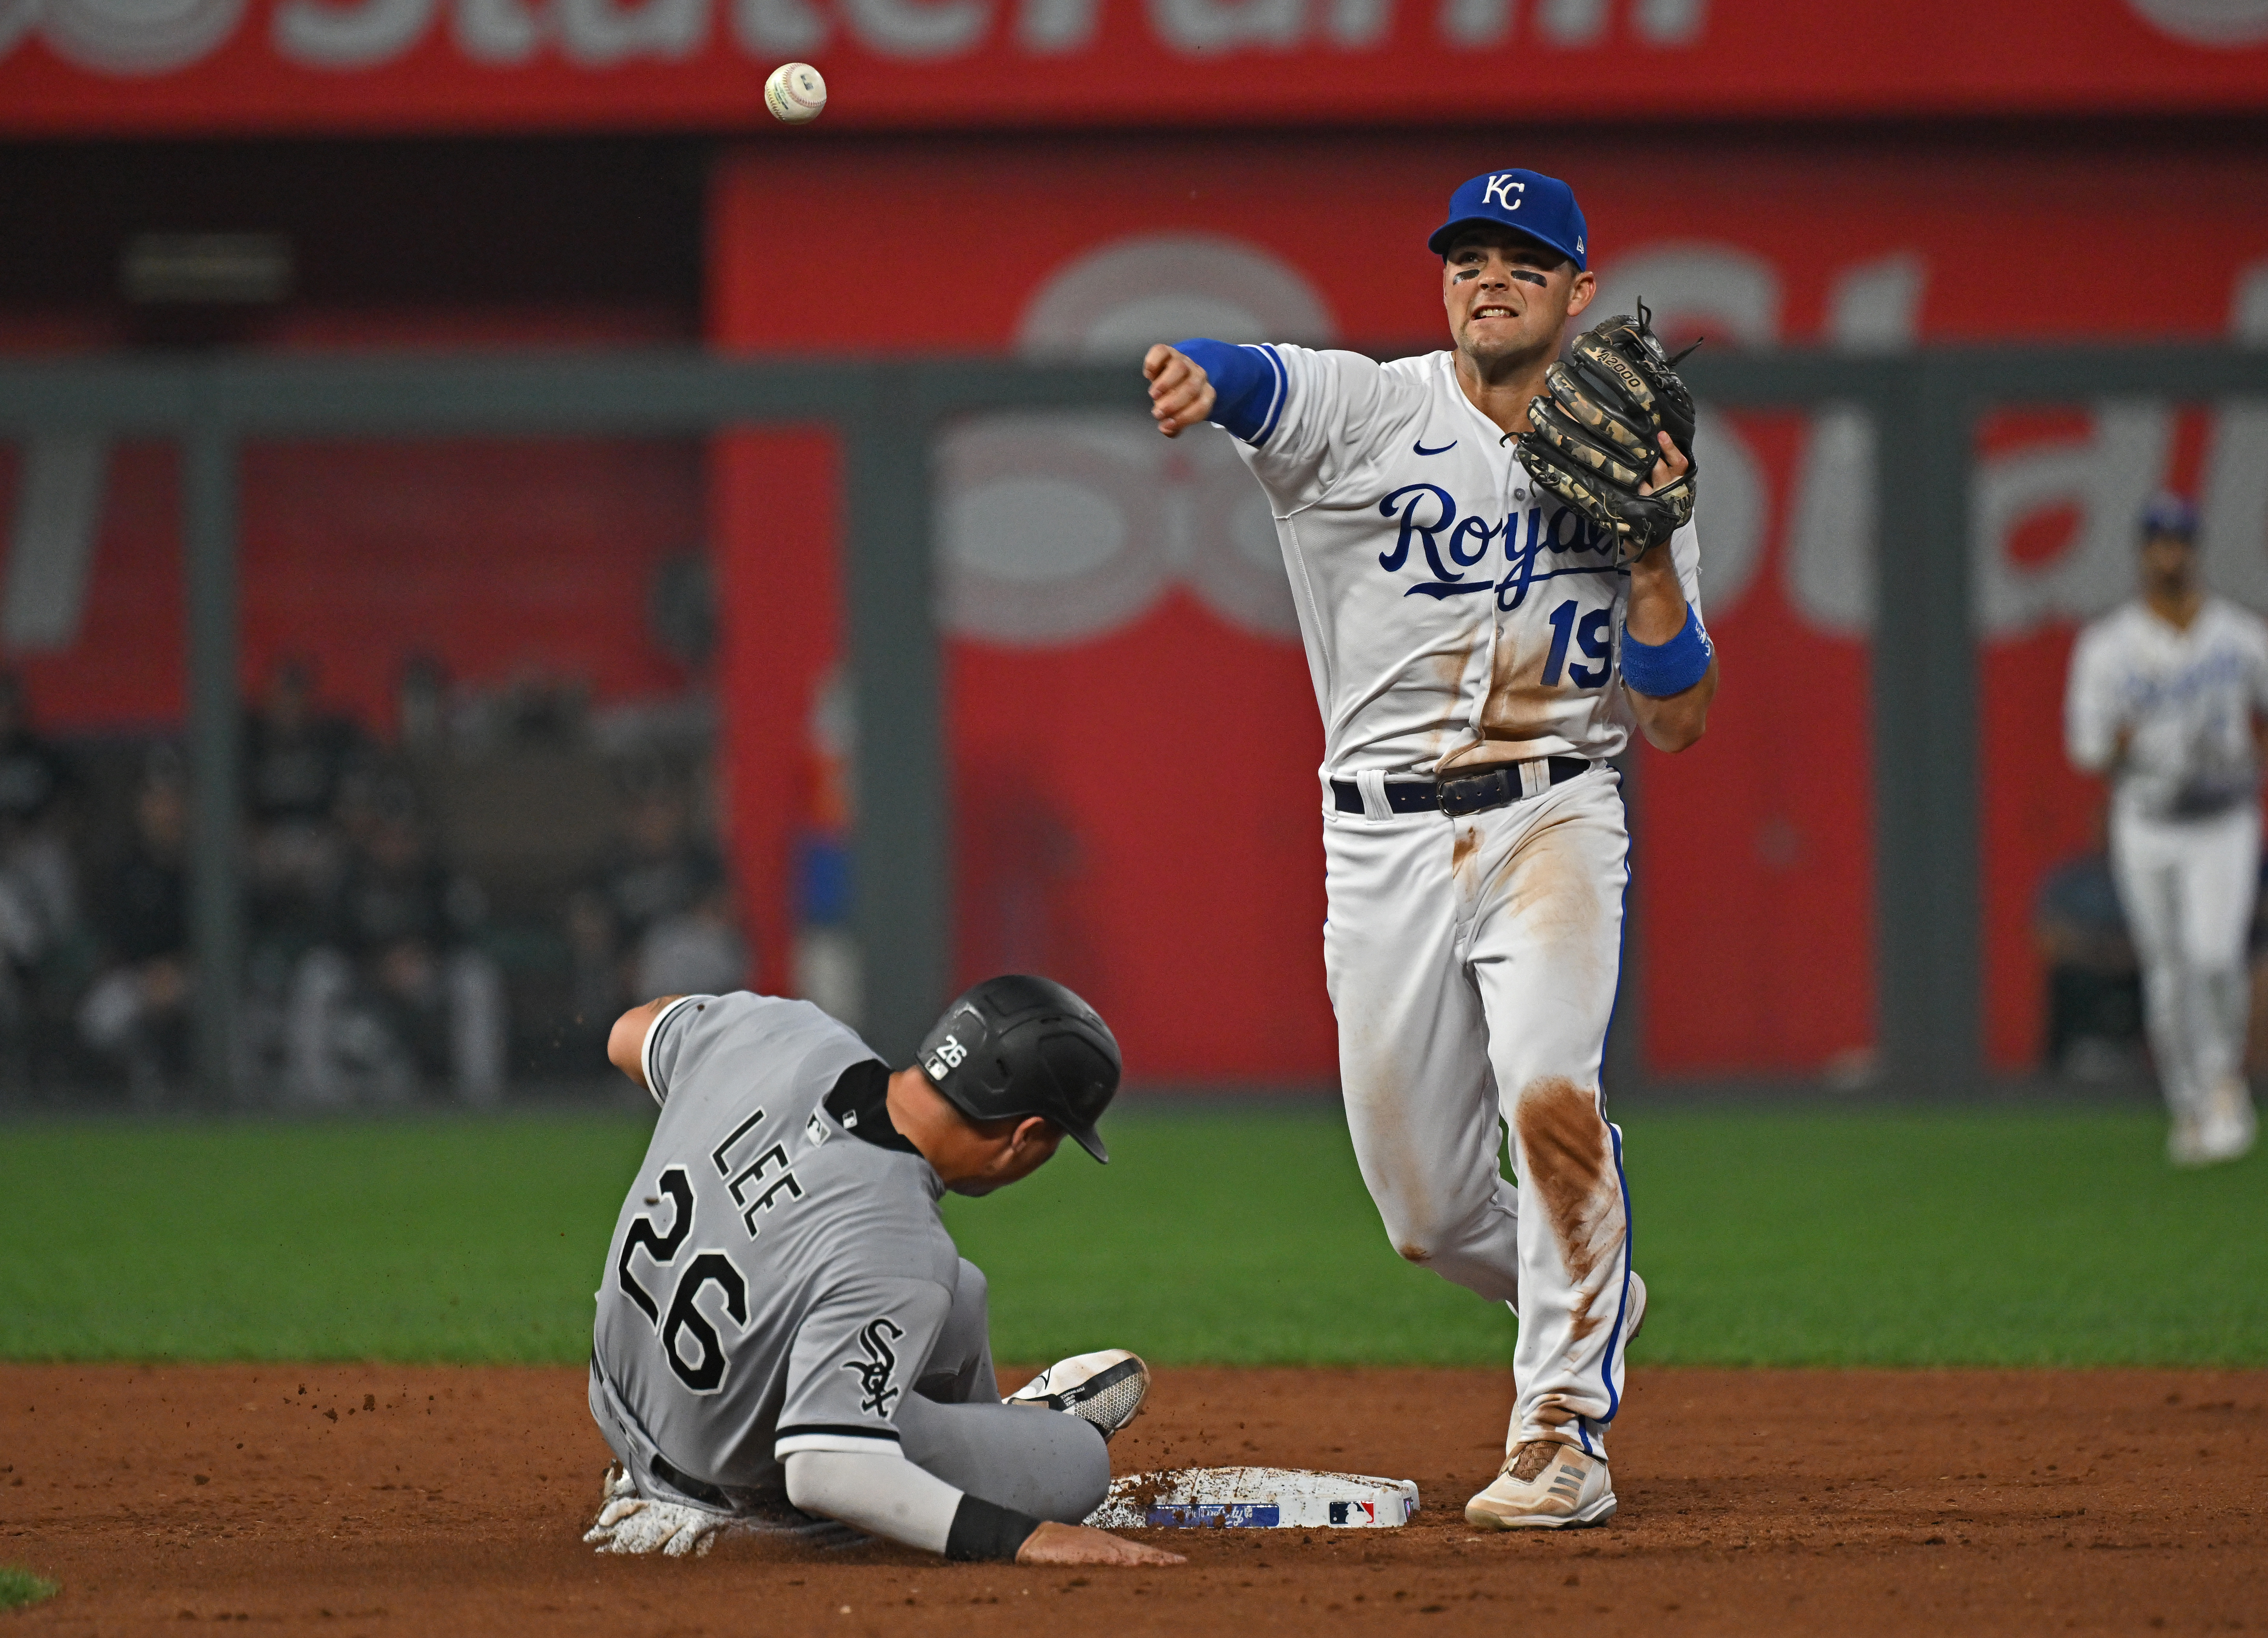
[708,130,2268,1080]
[4,0,2268,133]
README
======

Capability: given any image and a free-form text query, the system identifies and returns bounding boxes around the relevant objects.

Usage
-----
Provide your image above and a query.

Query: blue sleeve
[1174,338,1287,446]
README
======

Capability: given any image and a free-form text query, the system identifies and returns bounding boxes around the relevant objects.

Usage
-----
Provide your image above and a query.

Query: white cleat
[1464,1440,1617,1531]
[2169,1115,2210,1168]
[2198,1078,2258,1165]
[1004,1348,1150,1441]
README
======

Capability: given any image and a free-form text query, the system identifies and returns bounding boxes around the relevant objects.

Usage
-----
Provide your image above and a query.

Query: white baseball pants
[1321,766,1638,1459]
[2110,800,2261,1126]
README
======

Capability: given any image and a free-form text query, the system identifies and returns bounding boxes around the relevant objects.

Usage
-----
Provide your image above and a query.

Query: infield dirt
[1,1363,2261,1635]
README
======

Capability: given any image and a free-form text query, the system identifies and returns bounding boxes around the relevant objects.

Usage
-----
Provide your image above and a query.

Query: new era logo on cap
[1427,168,1589,270]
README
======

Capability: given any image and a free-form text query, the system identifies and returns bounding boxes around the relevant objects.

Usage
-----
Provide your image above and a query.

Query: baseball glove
[1516,300,1699,564]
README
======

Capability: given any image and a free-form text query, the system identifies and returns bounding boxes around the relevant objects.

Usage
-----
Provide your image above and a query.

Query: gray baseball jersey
[590,992,965,1502]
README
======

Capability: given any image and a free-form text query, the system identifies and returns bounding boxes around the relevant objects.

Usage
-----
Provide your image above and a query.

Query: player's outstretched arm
[1016,1520,1186,1567]
[785,1451,1183,1567]
[606,995,686,1089]
[1144,344,1216,437]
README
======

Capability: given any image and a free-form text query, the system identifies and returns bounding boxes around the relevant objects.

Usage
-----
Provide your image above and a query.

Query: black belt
[1331,757,1591,819]
[650,1452,736,1511]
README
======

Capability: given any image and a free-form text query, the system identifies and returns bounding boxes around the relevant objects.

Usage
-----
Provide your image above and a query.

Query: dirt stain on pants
[1513,1075,1619,1343]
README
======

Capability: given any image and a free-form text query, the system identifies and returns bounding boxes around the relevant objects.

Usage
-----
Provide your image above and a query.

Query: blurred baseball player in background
[2066,494,2268,1166]
[582,976,1183,1567]
[1142,169,1717,1529]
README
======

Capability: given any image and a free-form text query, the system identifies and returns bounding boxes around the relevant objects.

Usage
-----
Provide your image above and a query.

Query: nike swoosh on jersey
[1413,439,1458,456]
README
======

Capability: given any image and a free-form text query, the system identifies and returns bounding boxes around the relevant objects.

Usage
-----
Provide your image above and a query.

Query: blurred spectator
[792,665,860,1026]
[0,671,81,1084]
[2034,821,2144,1080]
[0,669,78,944]
[634,880,746,1000]
[396,651,449,757]
[285,775,505,1107]
[244,658,366,978]
[0,669,74,834]
[569,764,746,1014]
[78,748,189,1107]
[246,657,366,825]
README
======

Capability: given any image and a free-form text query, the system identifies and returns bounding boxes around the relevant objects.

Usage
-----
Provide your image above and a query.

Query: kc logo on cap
[1428,168,1589,271]
[1482,174,1526,211]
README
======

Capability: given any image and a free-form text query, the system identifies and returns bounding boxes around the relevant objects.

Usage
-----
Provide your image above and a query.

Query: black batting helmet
[914,975,1121,1162]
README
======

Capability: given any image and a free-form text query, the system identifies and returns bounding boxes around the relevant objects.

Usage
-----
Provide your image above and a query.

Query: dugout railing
[3,345,2267,1097]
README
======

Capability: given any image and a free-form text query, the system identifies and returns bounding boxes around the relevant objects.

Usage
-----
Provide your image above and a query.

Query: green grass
[0,1116,645,1362]
[2,1106,2263,1367]
[953,1104,2268,1367]
[0,1565,59,1612]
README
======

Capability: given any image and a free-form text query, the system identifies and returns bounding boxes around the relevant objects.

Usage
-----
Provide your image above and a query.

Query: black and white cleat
[1004,1349,1151,1442]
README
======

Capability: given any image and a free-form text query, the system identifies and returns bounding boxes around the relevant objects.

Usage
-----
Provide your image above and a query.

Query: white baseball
[764,62,827,125]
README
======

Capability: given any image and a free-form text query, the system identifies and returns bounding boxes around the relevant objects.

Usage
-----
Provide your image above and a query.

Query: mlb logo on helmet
[1427,169,1589,271]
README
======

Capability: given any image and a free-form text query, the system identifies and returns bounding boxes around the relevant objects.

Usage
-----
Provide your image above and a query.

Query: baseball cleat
[2169,1115,2210,1168]
[2197,1077,2258,1165]
[597,1461,634,1508]
[1004,1348,1150,1441]
[1464,1440,1616,1530]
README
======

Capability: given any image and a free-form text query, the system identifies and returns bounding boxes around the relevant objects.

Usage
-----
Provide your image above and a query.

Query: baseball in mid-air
[765,62,827,125]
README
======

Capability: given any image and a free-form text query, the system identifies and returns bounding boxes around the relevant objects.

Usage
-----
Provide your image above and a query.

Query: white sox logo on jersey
[843,1317,906,1415]
[1378,487,1615,609]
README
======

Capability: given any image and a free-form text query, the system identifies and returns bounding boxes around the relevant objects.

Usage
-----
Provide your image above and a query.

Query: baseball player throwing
[582,975,1183,1566]
[1141,169,1716,1528]
[2066,493,2267,1166]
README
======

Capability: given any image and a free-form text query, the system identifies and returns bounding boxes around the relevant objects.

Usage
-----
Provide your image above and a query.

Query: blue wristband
[1619,603,1713,698]
[1172,338,1287,445]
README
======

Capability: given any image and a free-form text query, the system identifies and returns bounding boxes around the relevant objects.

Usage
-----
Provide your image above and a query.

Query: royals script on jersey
[1223,344,1705,777]
[2066,596,2268,819]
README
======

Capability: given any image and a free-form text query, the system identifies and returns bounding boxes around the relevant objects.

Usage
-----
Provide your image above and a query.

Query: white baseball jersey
[1224,345,1705,776]
[1199,337,1697,1464]
[2065,595,2268,1154]
[2065,597,2268,819]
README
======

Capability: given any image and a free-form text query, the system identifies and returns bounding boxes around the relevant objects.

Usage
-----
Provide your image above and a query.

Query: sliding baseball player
[582,976,1182,1565]
[1142,168,1716,1528]
[2067,493,2267,1166]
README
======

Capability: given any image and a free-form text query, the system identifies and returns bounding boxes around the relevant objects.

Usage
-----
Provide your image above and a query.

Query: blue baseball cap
[1427,169,1587,270]
[2139,491,2200,541]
